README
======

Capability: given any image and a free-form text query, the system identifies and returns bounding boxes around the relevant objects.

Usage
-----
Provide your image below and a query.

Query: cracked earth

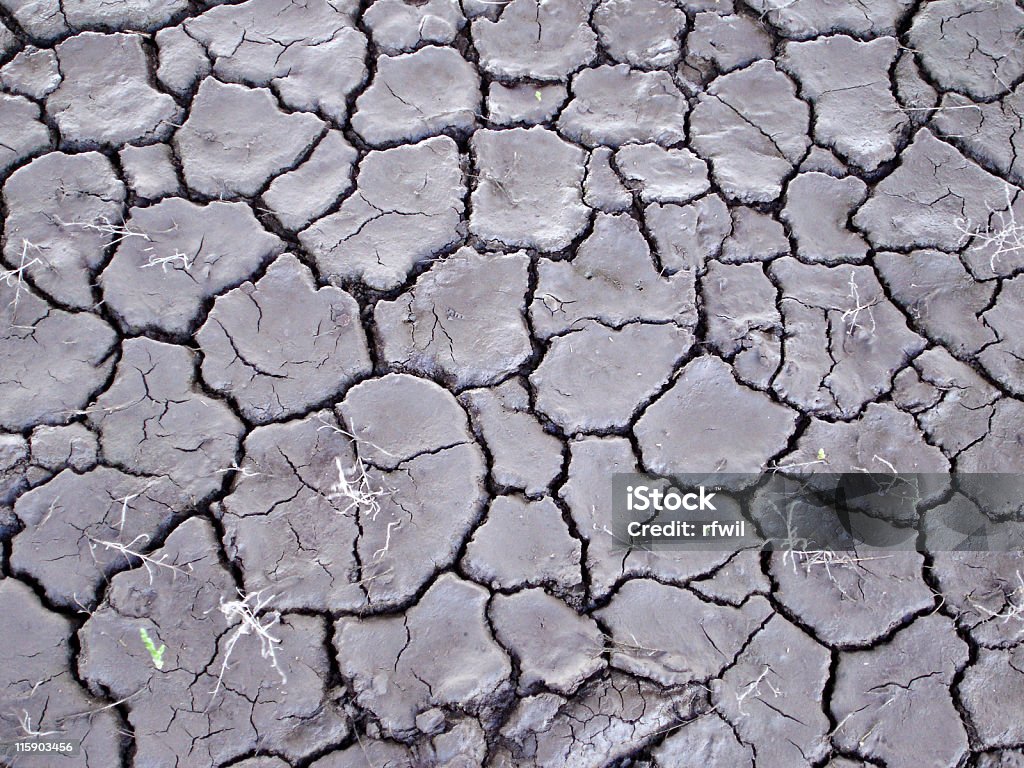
[1,0,1024,766]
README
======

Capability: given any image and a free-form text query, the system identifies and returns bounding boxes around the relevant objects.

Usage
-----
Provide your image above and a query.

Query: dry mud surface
[1,0,1024,766]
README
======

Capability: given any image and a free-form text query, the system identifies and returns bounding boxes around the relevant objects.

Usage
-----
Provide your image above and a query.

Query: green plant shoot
[139,627,166,670]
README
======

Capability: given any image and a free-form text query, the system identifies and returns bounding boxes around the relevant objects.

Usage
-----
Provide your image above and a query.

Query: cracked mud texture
[1,1,1024,767]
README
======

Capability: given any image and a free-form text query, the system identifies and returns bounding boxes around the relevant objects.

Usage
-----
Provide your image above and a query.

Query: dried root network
[58,216,151,245]
[970,570,1024,624]
[139,250,192,272]
[327,454,389,520]
[956,189,1024,273]
[17,709,62,737]
[88,534,192,584]
[209,589,286,707]
[782,548,892,575]
[2,239,42,319]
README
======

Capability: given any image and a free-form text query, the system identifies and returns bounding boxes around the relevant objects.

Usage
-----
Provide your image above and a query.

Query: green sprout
[535,90,543,102]
[139,627,166,670]
[816,448,827,461]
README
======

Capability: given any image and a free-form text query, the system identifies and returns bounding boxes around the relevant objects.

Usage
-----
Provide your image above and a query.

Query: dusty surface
[0,1,1023,767]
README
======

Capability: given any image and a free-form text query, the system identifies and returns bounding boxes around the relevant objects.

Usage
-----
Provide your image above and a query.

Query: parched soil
[1,0,1024,766]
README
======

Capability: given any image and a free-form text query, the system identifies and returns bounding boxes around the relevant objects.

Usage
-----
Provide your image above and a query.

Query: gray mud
[1,1,1024,766]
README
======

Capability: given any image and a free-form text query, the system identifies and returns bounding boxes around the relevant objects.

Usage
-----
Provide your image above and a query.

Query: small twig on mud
[209,589,286,707]
[829,710,856,737]
[600,632,662,658]
[2,239,42,320]
[17,709,62,737]
[373,520,401,561]
[850,457,908,498]
[856,692,898,747]
[64,397,140,418]
[771,457,828,472]
[349,567,395,587]
[888,104,982,113]
[56,690,144,724]
[111,483,158,533]
[315,420,401,461]
[37,495,61,528]
[215,461,262,479]
[643,712,710,741]
[840,272,879,336]
[72,593,94,617]
[872,454,898,475]
[139,250,192,272]
[968,570,1024,624]
[87,534,192,584]
[592,522,641,549]
[343,708,384,768]
[734,665,780,717]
